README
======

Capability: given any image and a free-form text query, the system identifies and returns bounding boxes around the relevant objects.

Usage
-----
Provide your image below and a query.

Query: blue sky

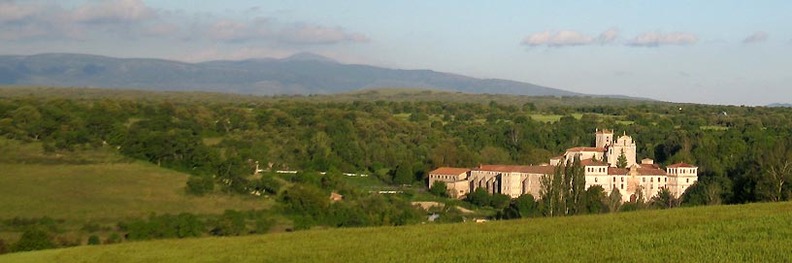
[1,0,790,105]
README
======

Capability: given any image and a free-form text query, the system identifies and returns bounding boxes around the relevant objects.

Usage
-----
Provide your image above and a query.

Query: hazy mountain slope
[0,53,582,96]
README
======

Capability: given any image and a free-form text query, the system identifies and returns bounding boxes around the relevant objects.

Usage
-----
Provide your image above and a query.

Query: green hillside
[0,138,269,241]
[3,202,790,262]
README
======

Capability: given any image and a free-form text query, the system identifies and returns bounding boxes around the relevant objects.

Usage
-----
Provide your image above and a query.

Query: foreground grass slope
[4,202,791,262]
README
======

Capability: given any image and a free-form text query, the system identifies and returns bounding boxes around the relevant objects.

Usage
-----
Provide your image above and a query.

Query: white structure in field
[428,129,698,202]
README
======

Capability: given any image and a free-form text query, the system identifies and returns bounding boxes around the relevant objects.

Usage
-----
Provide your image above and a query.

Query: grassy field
[0,163,268,221]
[0,138,270,241]
[3,202,790,262]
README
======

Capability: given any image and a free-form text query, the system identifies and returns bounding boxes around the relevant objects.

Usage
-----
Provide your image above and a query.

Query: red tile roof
[667,163,697,168]
[476,165,555,174]
[566,147,606,152]
[581,159,608,166]
[429,167,470,176]
[608,168,629,175]
[606,165,666,176]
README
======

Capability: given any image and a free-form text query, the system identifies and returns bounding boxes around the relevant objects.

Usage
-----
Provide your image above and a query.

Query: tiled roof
[566,147,606,152]
[667,163,697,168]
[476,165,555,174]
[606,165,666,176]
[581,159,608,166]
[608,167,629,175]
[637,164,667,175]
[429,167,470,175]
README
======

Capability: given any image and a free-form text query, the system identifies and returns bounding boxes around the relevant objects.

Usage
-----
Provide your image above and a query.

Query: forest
[1,87,792,252]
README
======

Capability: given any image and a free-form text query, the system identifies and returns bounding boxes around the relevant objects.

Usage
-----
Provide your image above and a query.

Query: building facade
[428,129,698,202]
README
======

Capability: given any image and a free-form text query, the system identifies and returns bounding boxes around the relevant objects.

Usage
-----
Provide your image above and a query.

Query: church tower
[595,129,614,149]
[606,132,637,167]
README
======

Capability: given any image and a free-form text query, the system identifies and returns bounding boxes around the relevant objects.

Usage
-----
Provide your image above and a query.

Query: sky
[1,0,791,105]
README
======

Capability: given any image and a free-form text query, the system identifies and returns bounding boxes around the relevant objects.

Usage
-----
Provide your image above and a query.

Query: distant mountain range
[0,53,619,98]
[766,103,792,108]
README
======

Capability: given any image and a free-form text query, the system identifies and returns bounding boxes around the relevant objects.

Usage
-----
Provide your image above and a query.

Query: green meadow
[0,138,268,241]
[3,201,790,262]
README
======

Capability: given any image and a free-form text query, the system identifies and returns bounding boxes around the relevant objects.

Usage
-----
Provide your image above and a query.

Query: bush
[12,228,55,252]
[0,238,8,254]
[186,175,215,196]
[87,235,101,245]
[259,175,282,195]
[429,181,448,197]
[105,233,121,244]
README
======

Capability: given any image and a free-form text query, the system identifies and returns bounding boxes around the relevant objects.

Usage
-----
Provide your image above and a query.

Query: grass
[2,202,791,262]
[0,163,268,221]
[0,138,270,242]
[529,113,584,123]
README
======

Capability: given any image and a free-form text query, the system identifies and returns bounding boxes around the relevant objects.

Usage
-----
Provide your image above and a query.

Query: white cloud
[627,32,698,47]
[742,31,768,44]
[522,30,593,47]
[521,28,619,47]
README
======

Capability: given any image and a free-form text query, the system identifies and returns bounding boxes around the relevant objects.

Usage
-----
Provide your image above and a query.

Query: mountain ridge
[0,52,633,99]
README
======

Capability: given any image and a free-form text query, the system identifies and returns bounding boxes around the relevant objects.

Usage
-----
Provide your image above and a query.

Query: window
[613,177,616,182]
[620,184,624,189]
[665,178,667,182]
[621,177,624,182]
[595,177,598,183]
[686,178,690,183]
[650,178,654,183]
[642,178,646,183]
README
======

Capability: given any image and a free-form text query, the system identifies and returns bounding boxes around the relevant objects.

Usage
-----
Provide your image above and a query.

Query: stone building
[428,129,698,202]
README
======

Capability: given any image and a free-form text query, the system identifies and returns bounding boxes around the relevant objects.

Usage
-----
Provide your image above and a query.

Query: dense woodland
[2,87,792,251]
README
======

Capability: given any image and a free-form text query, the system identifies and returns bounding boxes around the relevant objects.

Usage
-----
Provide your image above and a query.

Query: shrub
[87,235,101,245]
[12,228,55,252]
[0,238,8,254]
[186,175,215,196]
[105,233,121,244]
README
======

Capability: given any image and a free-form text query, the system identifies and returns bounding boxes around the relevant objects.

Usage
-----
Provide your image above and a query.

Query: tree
[540,164,565,217]
[584,185,607,214]
[12,228,55,252]
[607,187,622,212]
[499,194,540,219]
[429,181,448,197]
[756,142,792,202]
[466,188,491,207]
[651,187,679,209]
[569,157,586,215]
[259,175,283,195]
[393,161,414,185]
[617,149,628,168]
[489,193,512,210]
[186,175,214,196]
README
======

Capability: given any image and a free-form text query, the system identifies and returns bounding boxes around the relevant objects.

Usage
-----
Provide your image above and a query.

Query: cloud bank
[521,29,700,48]
[0,0,369,46]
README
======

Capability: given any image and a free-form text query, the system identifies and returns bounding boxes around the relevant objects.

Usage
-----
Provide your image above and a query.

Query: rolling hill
[0,53,585,97]
[2,201,790,262]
